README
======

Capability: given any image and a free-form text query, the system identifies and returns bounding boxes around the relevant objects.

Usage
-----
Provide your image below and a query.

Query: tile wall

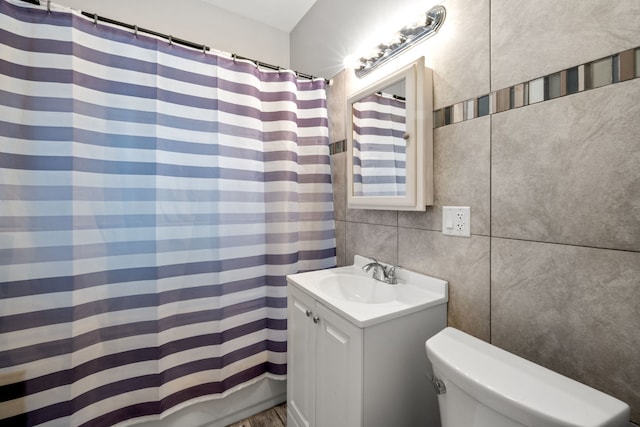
[327,0,640,423]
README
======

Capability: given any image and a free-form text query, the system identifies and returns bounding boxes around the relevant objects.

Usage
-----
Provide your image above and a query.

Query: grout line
[393,223,639,254]
[490,235,640,254]
[396,211,400,265]
[488,0,493,345]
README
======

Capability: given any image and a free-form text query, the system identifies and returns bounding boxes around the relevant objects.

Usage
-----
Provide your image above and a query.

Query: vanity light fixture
[354,5,446,78]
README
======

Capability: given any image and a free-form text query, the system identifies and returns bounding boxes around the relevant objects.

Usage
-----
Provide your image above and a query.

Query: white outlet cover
[442,206,471,237]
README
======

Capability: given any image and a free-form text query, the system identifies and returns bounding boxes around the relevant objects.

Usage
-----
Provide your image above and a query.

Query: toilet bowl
[425,327,630,427]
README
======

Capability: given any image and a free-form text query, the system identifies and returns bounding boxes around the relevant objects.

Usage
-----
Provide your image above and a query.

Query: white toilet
[425,327,630,427]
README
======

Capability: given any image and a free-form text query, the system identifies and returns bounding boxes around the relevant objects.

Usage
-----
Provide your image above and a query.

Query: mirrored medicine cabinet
[346,57,433,211]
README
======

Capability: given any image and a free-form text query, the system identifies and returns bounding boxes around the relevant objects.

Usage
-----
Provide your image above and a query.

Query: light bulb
[343,54,360,69]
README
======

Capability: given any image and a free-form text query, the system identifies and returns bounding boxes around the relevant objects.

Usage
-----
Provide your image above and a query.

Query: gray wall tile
[399,116,491,236]
[591,57,614,89]
[331,152,347,221]
[327,69,346,143]
[346,208,398,227]
[491,0,640,89]
[428,0,491,109]
[345,221,398,266]
[528,77,544,104]
[492,237,640,421]
[398,229,490,341]
[397,208,439,233]
[619,49,636,82]
[334,220,347,267]
[492,79,640,252]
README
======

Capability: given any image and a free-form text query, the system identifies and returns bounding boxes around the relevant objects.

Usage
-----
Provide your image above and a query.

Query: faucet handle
[384,265,398,284]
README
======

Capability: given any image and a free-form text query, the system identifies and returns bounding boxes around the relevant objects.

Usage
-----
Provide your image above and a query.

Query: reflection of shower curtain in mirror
[0,0,336,425]
[352,93,406,197]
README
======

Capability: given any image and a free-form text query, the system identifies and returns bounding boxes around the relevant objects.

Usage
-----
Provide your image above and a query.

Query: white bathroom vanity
[286,255,448,427]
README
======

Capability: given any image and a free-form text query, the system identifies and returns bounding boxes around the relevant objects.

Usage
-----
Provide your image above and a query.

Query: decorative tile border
[434,46,640,128]
[331,46,640,153]
[329,139,347,155]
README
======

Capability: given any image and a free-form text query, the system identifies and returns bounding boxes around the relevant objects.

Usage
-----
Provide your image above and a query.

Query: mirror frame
[346,57,433,211]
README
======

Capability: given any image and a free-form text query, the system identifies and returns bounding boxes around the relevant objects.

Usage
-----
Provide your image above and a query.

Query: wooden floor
[227,403,287,427]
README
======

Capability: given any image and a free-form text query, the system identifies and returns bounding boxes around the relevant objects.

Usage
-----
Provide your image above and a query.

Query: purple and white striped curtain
[0,0,335,425]
[352,93,407,197]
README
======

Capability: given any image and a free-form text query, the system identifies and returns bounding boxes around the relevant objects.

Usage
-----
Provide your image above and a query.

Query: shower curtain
[352,92,407,197]
[0,0,335,425]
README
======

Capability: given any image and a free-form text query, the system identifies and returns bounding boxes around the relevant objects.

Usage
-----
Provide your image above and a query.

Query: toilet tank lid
[426,328,630,427]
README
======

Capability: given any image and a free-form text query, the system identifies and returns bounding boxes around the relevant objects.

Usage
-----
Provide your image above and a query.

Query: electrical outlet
[442,206,470,237]
[455,212,464,230]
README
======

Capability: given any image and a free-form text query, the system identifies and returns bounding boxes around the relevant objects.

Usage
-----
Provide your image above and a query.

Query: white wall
[54,0,290,67]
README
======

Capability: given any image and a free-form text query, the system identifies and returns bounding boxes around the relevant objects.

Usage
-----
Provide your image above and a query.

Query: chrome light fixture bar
[355,5,446,78]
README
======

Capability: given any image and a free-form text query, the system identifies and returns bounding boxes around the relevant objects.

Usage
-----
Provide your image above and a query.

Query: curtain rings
[46,0,51,13]
[93,14,98,26]
[168,35,173,45]
[134,25,138,38]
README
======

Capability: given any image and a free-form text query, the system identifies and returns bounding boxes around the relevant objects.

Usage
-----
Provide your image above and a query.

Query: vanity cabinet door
[314,302,363,427]
[287,286,364,427]
[287,288,316,427]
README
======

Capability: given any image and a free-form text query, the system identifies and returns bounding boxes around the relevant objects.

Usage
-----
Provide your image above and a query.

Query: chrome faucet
[362,258,398,284]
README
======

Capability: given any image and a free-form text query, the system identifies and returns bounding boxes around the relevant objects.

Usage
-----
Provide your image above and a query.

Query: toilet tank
[426,328,630,427]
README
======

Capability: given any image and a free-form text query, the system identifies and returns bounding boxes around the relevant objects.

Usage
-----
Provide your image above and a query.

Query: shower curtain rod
[24,0,330,84]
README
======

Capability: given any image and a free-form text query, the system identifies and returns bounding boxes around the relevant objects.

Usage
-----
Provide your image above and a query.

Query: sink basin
[319,272,397,304]
[287,255,448,327]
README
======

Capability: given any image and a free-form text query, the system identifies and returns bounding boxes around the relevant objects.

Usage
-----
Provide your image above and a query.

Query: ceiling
[199,0,317,32]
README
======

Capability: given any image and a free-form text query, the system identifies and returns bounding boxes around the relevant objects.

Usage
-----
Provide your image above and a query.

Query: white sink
[287,255,448,327]
[319,272,397,304]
